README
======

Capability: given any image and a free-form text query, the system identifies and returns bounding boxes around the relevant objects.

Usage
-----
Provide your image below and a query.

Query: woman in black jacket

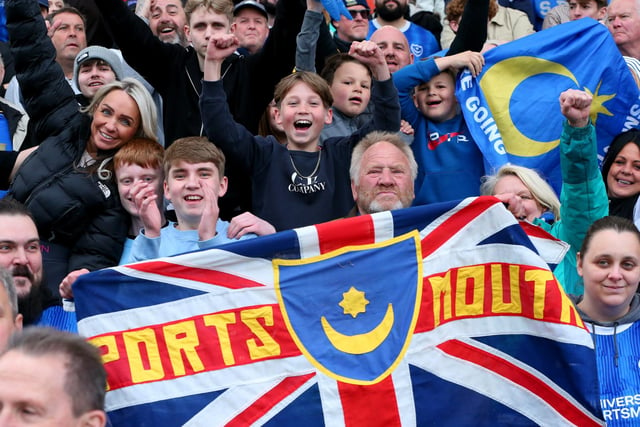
[6,0,158,295]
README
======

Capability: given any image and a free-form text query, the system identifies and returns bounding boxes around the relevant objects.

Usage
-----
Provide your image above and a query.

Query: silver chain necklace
[289,150,322,179]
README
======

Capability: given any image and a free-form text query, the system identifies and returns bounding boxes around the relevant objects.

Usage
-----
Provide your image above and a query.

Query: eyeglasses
[348,9,370,19]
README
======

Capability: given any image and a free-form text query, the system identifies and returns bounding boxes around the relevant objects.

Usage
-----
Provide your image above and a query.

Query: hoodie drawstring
[612,321,620,367]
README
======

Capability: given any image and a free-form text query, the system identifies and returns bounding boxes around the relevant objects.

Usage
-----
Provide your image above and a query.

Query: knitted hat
[38,0,49,9]
[73,46,124,88]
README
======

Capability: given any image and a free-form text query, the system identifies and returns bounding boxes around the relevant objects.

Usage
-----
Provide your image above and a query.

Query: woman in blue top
[570,216,640,427]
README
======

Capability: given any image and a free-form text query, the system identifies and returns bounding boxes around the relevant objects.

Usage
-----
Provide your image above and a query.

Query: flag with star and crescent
[457,18,640,194]
[74,197,604,426]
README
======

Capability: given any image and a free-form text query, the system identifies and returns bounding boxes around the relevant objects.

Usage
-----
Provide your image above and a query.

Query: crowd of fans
[0,0,640,423]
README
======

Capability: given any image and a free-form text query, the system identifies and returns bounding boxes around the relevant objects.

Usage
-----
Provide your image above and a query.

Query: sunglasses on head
[348,9,370,19]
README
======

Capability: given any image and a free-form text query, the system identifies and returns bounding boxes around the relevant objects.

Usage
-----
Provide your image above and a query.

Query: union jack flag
[74,197,604,426]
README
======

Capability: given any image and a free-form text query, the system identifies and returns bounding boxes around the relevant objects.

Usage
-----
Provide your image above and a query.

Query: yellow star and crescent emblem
[585,81,614,126]
[321,286,394,355]
[338,286,369,318]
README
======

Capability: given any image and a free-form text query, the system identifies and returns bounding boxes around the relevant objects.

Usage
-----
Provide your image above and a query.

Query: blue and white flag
[457,18,640,193]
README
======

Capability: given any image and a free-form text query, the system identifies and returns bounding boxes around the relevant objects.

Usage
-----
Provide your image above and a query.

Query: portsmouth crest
[274,231,422,385]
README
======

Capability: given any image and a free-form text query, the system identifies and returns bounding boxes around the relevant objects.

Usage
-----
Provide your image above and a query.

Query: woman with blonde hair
[6,0,158,295]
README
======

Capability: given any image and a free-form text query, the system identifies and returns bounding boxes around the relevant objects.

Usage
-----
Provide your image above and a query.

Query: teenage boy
[201,34,401,231]
[72,45,124,105]
[127,137,274,262]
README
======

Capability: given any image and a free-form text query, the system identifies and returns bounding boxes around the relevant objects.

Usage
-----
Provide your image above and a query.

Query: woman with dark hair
[601,129,640,228]
[570,216,640,426]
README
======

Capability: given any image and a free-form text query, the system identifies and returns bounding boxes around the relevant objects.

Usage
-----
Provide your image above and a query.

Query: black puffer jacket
[6,0,128,273]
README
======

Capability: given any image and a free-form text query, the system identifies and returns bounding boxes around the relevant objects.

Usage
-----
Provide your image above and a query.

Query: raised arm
[295,0,324,72]
[94,0,182,92]
[6,0,79,141]
[554,89,607,251]
[202,34,274,173]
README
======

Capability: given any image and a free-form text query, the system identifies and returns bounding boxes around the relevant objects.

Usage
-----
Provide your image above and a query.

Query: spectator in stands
[601,128,640,229]
[72,45,124,106]
[113,137,166,264]
[605,0,640,85]
[201,33,400,230]
[350,131,417,215]
[569,215,640,424]
[0,268,22,351]
[393,51,487,205]
[608,0,640,60]
[149,0,190,46]
[295,0,381,142]
[232,0,270,55]
[482,89,608,294]
[333,0,371,52]
[441,0,534,50]
[6,6,88,105]
[0,198,76,331]
[367,0,440,60]
[7,0,158,297]
[568,0,607,21]
[0,327,107,426]
[369,25,414,73]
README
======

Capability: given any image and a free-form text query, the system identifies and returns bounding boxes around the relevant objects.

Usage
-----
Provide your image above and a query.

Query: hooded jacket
[570,293,640,426]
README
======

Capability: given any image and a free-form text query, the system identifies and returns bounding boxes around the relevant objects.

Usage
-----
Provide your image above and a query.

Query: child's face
[330,62,372,118]
[275,82,333,151]
[116,163,164,217]
[164,160,227,228]
[413,72,458,123]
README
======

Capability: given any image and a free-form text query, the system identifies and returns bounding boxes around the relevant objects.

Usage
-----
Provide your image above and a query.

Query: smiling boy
[393,50,488,205]
[127,137,273,263]
[201,33,400,231]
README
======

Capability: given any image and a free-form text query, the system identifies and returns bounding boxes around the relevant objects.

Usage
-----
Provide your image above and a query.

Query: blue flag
[457,18,640,193]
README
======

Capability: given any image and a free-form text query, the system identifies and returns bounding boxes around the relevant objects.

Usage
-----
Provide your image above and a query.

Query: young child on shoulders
[201,32,400,231]
[127,137,274,263]
[113,138,166,264]
[393,51,487,206]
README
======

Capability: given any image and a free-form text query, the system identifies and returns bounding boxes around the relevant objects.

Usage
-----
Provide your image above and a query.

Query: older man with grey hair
[350,131,417,215]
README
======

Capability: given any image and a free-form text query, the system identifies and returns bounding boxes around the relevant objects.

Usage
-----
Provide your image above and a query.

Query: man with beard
[350,131,417,215]
[0,199,76,332]
[148,0,190,47]
[367,0,439,61]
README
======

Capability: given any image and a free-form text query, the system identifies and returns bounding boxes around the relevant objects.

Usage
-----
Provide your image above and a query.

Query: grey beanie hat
[73,46,124,88]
